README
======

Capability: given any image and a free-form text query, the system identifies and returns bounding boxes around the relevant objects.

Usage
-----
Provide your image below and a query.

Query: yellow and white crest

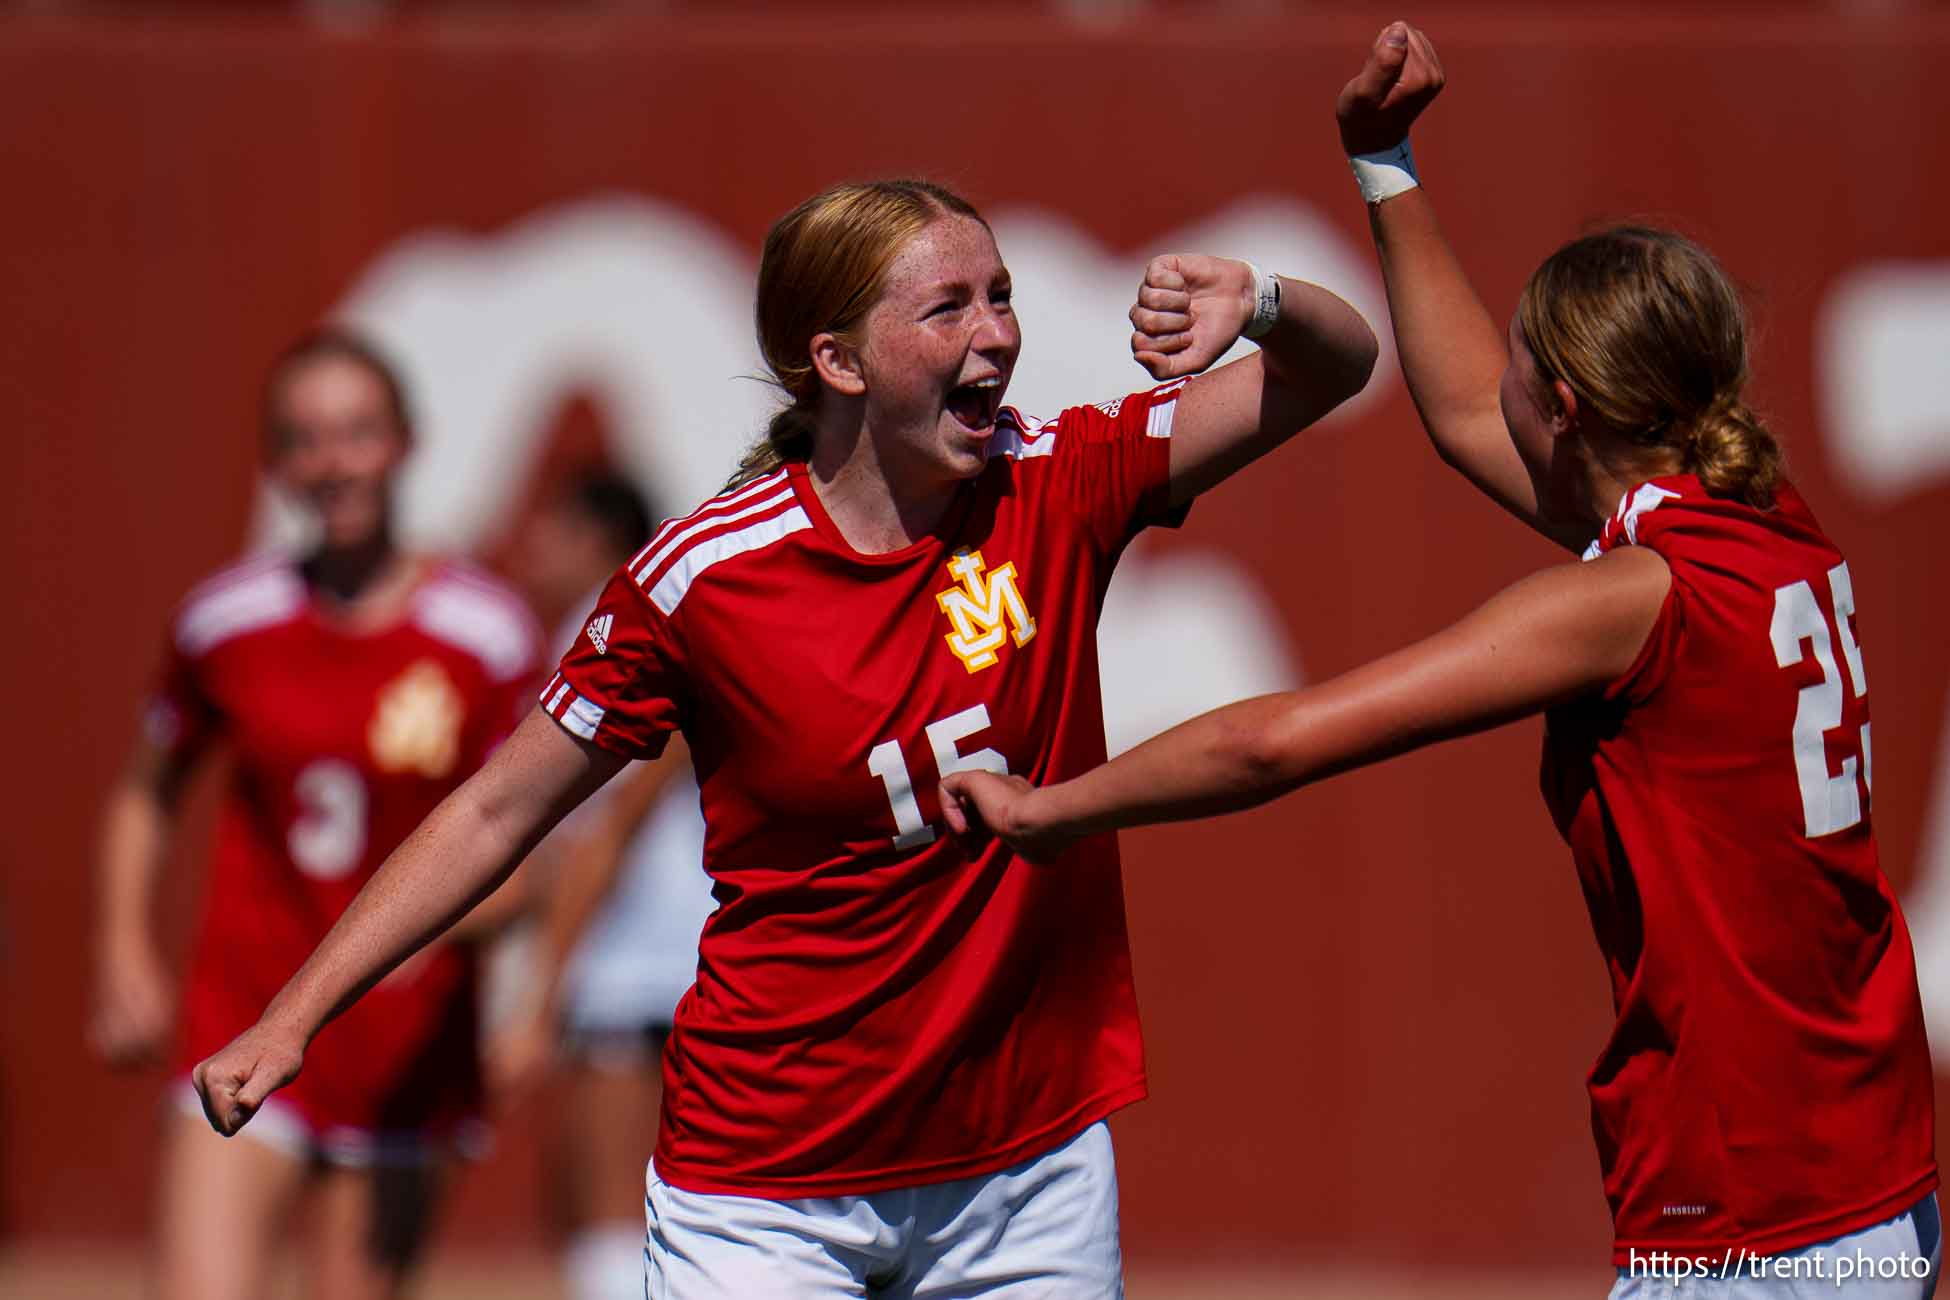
[935,548,1035,673]
[369,659,466,778]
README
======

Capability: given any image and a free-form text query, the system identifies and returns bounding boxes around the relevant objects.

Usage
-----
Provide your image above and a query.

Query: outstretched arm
[1128,255,1379,508]
[194,708,626,1134]
[941,547,1671,860]
[1336,22,1583,550]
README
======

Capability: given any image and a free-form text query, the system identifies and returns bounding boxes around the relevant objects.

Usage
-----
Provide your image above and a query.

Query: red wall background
[4,7,1949,1274]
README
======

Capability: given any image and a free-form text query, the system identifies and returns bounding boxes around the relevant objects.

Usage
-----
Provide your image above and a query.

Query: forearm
[1368,190,1508,457]
[1254,275,1381,402]
[1166,274,1379,505]
[1031,661,1499,842]
[1030,695,1309,839]
[1032,666,1439,833]
[1022,552,1670,845]
[260,781,548,1042]
[95,784,171,952]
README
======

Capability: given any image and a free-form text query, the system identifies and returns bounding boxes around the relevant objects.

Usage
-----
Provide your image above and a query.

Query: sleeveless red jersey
[1542,474,1936,1262]
[152,556,541,1147]
[544,384,1189,1197]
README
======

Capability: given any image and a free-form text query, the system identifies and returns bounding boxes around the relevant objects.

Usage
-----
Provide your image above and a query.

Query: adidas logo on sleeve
[586,613,613,655]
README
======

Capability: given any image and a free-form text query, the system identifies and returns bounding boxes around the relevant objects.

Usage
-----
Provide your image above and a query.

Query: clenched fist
[1336,20,1446,157]
[1128,254,1257,381]
[191,1021,305,1137]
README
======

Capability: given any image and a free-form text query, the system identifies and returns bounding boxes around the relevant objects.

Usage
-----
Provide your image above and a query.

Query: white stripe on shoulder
[1145,382,1184,440]
[176,560,305,656]
[1620,483,1682,544]
[412,566,538,682]
[178,553,292,607]
[1584,482,1683,563]
[634,484,796,585]
[987,407,1057,462]
[648,505,812,615]
[628,470,788,573]
[560,694,606,741]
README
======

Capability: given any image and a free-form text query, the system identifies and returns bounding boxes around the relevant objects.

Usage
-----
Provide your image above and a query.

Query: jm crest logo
[936,549,1035,674]
[586,613,613,655]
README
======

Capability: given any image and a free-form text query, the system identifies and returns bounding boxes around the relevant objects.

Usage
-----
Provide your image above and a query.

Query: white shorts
[1609,1195,1941,1298]
[167,1079,488,1168]
[643,1122,1124,1299]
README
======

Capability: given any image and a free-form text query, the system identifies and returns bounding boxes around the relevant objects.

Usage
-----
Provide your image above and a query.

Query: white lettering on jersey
[935,549,1036,674]
[587,612,613,655]
[1769,563,1870,838]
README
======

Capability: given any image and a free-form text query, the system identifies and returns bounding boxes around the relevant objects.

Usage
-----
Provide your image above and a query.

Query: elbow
[1323,304,1380,404]
[1347,318,1381,393]
[1223,715,1303,797]
[1313,320,1380,415]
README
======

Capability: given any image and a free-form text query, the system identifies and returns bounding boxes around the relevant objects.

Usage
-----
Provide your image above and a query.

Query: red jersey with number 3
[1542,474,1936,1263]
[153,556,540,1147]
[544,385,1189,1197]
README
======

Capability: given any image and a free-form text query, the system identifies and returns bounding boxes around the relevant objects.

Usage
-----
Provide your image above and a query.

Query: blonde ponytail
[1683,391,1782,508]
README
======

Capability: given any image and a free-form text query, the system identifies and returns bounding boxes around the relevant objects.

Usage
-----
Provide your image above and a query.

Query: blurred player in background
[943,24,1939,1299]
[89,330,542,1300]
[496,470,715,1300]
[192,178,1379,1297]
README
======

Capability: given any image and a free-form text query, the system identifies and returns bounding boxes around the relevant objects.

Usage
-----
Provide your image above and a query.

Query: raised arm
[193,708,626,1135]
[1128,255,1379,507]
[941,546,1671,860]
[1336,22,1582,550]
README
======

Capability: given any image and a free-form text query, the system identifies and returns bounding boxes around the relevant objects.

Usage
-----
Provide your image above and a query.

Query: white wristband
[1348,140,1420,205]
[1240,261,1282,340]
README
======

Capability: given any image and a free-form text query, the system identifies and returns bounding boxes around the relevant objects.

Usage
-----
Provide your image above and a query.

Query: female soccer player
[90,330,541,1300]
[941,25,1940,1299]
[189,179,1379,1296]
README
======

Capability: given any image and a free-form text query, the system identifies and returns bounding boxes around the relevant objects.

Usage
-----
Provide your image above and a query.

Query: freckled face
[267,354,407,550]
[853,215,1022,484]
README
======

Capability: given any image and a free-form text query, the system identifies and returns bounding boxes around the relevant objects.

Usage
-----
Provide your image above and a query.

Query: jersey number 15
[1770,561,1870,839]
[867,704,1008,850]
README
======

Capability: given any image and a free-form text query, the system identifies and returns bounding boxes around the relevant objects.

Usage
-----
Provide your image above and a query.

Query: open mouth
[945,376,1005,432]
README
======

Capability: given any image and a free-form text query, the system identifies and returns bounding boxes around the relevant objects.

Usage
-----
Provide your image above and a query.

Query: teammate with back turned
[941,23,1940,1299]
[89,331,542,1300]
[189,178,1380,1297]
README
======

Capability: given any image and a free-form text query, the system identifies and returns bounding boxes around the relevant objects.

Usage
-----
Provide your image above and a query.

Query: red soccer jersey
[543,384,1190,1197]
[1542,475,1937,1263]
[154,555,540,1147]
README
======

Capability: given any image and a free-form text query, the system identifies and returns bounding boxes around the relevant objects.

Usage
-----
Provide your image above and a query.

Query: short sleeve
[540,565,687,761]
[1037,381,1191,556]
